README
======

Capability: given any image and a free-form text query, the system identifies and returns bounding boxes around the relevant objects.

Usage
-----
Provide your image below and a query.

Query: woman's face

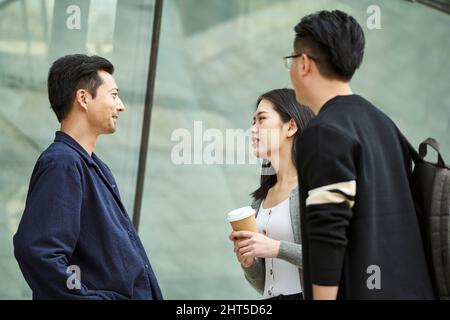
[251,99,294,160]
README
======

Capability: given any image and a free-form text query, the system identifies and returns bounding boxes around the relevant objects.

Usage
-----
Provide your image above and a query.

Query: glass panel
[0,0,154,299]
[142,0,450,299]
[1,0,449,300]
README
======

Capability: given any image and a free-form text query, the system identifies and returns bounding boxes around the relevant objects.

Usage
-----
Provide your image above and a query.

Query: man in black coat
[286,10,436,300]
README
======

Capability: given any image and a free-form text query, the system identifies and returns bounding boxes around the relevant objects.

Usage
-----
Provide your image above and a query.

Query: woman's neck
[270,150,298,189]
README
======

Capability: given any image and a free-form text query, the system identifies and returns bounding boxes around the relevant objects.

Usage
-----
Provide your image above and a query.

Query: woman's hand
[229,230,280,260]
[236,247,254,268]
[229,231,254,267]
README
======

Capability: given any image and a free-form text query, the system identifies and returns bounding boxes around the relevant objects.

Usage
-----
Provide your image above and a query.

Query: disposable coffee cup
[227,206,258,233]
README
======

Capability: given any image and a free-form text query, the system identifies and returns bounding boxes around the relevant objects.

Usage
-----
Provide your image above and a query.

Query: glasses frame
[283,52,319,69]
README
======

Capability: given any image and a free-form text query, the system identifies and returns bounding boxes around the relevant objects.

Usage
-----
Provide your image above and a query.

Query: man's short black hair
[293,10,365,81]
[47,54,114,122]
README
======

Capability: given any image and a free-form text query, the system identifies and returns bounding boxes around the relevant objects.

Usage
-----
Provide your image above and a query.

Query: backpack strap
[418,138,446,167]
[399,131,421,164]
[399,129,446,168]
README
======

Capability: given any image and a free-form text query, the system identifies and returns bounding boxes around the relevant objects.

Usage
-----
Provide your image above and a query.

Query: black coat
[296,95,436,299]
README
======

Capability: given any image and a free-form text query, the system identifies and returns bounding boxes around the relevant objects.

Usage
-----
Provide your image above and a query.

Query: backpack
[406,137,450,300]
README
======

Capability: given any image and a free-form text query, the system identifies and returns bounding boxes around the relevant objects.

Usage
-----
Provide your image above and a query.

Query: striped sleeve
[297,125,358,286]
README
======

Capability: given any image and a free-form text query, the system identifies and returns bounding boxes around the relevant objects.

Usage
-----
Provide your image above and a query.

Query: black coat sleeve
[296,124,359,285]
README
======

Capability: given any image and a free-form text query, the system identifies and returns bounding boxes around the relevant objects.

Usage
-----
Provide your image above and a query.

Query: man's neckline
[319,94,360,114]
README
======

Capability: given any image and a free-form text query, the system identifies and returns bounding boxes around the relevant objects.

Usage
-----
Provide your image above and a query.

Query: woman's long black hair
[251,88,315,202]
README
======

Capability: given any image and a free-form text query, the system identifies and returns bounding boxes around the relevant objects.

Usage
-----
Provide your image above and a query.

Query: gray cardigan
[242,186,303,295]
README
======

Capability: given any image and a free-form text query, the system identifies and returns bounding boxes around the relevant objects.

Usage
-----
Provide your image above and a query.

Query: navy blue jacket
[13,131,163,300]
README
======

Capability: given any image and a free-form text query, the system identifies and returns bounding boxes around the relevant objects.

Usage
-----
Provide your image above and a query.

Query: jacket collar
[54,131,97,166]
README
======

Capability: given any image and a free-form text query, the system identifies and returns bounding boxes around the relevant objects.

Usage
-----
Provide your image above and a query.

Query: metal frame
[410,0,450,14]
[132,0,164,231]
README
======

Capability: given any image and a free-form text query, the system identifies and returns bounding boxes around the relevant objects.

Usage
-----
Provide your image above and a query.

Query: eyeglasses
[283,53,319,70]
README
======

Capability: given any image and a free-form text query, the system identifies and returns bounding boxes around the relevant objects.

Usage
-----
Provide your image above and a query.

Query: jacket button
[268,289,272,296]
[263,230,267,235]
[270,269,273,275]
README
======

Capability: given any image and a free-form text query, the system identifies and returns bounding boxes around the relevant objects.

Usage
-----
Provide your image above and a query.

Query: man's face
[86,70,124,135]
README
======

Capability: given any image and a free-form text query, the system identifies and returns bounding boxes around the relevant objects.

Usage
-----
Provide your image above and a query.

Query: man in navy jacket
[13,54,163,300]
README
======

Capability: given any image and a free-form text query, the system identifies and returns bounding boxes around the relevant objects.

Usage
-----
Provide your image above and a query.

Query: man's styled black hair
[47,54,114,122]
[294,10,365,81]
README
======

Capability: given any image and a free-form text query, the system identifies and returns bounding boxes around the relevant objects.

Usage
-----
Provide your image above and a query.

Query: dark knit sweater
[296,94,435,299]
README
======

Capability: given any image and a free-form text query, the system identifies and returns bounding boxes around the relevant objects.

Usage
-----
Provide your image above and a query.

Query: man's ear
[287,119,298,138]
[75,89,89,111]
[300,53,313,77]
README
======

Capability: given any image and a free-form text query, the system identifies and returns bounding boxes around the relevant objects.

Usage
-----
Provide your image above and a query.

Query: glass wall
[0,0,449,300]
[0,0,155,299]
[142,0,450,299]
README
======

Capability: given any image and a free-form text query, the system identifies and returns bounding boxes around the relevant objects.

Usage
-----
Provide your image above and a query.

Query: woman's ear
[287,119,298,138]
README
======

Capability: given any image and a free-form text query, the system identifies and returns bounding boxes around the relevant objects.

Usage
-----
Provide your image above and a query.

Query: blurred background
[0,0,449,299]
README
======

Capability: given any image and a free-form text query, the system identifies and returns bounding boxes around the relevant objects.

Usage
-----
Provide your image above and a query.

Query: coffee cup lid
[227,206,255,222]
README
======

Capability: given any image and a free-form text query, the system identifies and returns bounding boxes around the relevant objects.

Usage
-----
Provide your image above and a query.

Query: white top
[256,197,302,299]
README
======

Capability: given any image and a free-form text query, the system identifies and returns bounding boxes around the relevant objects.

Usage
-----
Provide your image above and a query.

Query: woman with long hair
[229,88,314,300]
